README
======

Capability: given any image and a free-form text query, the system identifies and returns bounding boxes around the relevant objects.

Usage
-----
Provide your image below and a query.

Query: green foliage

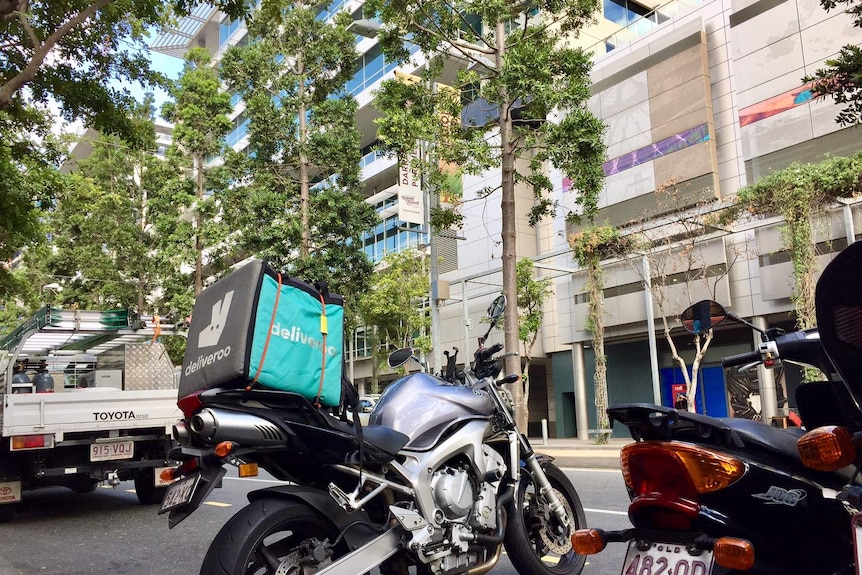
[40,130,159,310]
[568,224,634,442]
[359,249,431,349]
[515,258,552,347]
[729,152,862,335]
[804,0,862,125]
[218,0,376,319]
[0,107,64,297]
[369,0,607,226]
[358,249,432,380]
[162,47,233,163]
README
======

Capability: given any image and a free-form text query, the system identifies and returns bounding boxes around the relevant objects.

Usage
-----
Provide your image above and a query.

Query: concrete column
[573,342,589,440]
[843,202,855,245]
[462,281,470,364]
[642,255,662,404]
[753,316,778,421]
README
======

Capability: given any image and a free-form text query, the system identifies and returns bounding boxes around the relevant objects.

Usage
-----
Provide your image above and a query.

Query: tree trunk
[297,55,310,259]
[495,22,524,431]
[194,152,204,295]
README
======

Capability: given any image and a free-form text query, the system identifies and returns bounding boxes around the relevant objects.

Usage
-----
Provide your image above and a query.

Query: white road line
[584,508,628,516]
[560,467,620,473]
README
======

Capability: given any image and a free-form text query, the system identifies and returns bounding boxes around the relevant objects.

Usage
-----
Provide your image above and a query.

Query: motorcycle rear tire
[200,497,343,575]
[504,460,587,575]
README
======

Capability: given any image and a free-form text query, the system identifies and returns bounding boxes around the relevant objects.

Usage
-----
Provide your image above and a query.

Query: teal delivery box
[179,259,343,407]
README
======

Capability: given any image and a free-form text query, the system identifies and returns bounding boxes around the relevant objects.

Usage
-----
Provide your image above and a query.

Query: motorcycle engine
[430,467,474,520]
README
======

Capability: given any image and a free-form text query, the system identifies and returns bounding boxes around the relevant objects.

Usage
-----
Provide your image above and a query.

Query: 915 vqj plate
[621,540,714,575]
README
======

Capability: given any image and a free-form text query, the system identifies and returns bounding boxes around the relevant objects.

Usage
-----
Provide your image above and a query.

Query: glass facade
[603,0,670,33]
[361,195,424,263]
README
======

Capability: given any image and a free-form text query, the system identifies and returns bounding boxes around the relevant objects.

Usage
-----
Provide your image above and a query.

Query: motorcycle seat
[720,417,805,462]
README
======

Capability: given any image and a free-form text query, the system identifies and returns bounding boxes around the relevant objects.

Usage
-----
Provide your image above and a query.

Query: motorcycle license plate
[159,473,200,513]
[621,541,714,575]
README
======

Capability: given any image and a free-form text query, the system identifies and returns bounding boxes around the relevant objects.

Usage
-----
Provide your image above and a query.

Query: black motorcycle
[572,241,862,575]
[161,295,587,575]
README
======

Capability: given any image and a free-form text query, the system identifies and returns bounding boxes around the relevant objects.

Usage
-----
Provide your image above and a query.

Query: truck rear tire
[134,468,166,505]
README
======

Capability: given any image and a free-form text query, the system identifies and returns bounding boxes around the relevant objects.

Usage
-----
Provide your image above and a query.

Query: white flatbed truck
[0,307,185,522]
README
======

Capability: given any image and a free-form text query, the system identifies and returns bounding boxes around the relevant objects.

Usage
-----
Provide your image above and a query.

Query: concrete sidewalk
[530,437,632,469]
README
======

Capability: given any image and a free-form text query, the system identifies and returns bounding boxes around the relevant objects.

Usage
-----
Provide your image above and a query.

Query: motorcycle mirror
[487,295,506,321]
[679,300,727,334]
[388,348,414,368]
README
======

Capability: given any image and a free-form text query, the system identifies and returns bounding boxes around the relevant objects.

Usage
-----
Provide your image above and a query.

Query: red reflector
[177,392,204,419]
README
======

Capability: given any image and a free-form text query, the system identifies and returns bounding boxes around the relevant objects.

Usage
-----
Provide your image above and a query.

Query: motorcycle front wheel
[504,460,587,575]
[200,498,345,575]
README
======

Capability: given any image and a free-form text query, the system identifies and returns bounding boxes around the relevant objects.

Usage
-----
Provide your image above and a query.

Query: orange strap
[150,315,161,346]
[251,272,283,385]
[314,292,327,408]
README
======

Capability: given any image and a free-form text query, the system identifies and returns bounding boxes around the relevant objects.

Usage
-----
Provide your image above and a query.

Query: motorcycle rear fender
[247,485,382,550]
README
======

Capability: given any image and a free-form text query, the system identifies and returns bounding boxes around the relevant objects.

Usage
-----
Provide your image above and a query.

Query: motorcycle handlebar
[478,342,504,361]
[721,350,761,368]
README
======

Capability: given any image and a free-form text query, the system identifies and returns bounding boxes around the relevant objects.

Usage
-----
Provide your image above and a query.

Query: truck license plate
[159,473,200,513]
[90,440,134,462]
[621,541,713,575]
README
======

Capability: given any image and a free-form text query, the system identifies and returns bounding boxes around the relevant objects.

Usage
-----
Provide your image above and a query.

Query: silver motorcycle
[161,295,587,575]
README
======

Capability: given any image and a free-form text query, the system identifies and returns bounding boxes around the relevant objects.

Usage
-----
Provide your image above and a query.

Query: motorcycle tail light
[177,392,204,419]
[160,467,177,483]
[713,537,755,570]
[797,425,855,471]
[621,442,745,529]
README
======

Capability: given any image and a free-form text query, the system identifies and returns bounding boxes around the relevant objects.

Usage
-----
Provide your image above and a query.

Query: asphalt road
[0,467,633,575]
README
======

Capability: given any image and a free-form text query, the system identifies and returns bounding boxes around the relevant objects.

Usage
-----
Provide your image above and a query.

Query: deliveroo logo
[185,291,235,377]
[199,291,234,348]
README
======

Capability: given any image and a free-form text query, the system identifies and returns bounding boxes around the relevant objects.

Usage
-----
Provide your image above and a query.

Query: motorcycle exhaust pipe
[188,408,288,446]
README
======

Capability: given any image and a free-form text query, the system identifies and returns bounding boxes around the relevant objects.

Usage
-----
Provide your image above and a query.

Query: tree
[626,184,738,413]
[41,129,160,310]
[804,0,862,125]
[569,225,634,443]
[0,107,63,296]
[368,0,607,427]
[721,152,862,380]
[219,0,377,319]
[358,249,431,392]
[161,47,233,295]
[513,258,552,431]
[0,0,249,301]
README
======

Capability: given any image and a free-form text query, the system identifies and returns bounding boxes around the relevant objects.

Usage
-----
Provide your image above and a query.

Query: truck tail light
[11,434,55,450]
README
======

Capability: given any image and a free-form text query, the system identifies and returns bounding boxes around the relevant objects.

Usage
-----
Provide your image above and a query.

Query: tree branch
[0,0,113,110]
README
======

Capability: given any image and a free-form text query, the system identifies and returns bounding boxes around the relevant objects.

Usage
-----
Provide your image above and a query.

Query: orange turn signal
[571,529,607,555]
[214,441,237,458]
[238,462,259,478]
[159,468,176,483]
[714,537,754,570]
[797,426,855,471]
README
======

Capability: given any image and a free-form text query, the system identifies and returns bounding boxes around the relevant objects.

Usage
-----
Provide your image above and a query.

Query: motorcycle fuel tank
[368,373,495,449]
